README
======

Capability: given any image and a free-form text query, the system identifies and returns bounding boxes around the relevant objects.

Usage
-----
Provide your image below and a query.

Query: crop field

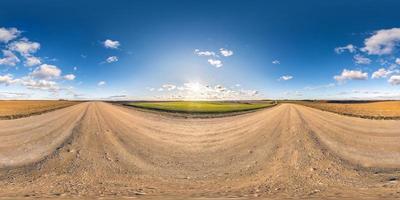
[125,101,277,113]
[0,100,80,119]
[292,101,400,119]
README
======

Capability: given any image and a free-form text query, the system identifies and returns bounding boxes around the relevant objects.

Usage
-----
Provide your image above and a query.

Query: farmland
[125,101,277,114]
[292,100,400,119]
[0,100,81,119]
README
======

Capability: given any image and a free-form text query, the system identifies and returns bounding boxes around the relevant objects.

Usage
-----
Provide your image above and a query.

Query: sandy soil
[0,102,399,199]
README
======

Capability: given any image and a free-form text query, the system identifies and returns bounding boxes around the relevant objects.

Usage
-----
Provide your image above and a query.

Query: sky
[1,0,400,100]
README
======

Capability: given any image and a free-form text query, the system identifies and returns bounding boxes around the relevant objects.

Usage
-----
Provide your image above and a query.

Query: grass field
[0,100,80,119]
[125,101,276,114]
[292,100,400,119]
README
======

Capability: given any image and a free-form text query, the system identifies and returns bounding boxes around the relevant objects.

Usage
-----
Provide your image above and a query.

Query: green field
[126,101,276,114]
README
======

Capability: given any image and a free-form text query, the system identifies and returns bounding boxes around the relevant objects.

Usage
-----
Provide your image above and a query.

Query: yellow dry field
[297,101,400,119]
[0,100,80,119]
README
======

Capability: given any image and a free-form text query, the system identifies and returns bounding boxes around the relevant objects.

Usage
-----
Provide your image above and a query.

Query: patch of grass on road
[125,101,276,114]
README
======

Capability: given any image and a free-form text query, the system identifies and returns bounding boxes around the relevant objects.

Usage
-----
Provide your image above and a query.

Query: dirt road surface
[0,102,399,199]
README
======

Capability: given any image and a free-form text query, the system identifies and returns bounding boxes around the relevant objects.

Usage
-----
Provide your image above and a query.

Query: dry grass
[294,101,400,119]
[0,100,81,119]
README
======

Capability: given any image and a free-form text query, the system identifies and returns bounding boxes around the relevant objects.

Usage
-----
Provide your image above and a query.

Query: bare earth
[0,102,399,199]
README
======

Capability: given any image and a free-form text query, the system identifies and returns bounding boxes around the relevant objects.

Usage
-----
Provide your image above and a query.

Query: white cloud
[334,44,356,54]
[0,27,20,43]
[162,84,176,91]
[153,82,260,100]
[362,28,400,55]
[0,50,20,66]
[219,48,233,57]
[371,68,394,79]
[353,54,371,65]
[30,64,61,80]
[279,75,293,81]
[103,39,120,49]
[334,69,368,83]
[24,56,41,67]
[20,77,59,91]
[63,74,75,81]
[388,75,400,85]
[8,38,40,56]
[207,59,223,68]
[106,56,118,63]
[272,60,280,64]
[194,49,216,57]
[396,58,400,65]
[98,81,106,86]
[0,74,18,85]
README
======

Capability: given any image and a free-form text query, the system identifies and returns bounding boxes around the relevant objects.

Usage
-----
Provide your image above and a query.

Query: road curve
[0,102,399,199]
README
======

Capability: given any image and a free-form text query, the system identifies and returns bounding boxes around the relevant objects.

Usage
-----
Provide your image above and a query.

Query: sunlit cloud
[334,44,356,54]
[272,60,280,64]
[279,75,293,81]
[106,56,118,63]
[353,54,371,65]
[207,59,223,68]
[334,69,368,83]
[0,27,20,43]
[219,48,233,57]
[194,49,216,57]
[388,75,400,85]
[24,56,41,67]
[0,50,20,66]
[103,39,120,49]
[63,74,76,81]
[362,28,400,55]
[371,68,395,79]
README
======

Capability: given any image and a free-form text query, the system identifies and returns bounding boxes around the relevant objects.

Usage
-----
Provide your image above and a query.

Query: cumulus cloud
[388,75,400,85]
[353,54,371,65]
[0,74,18,85]
[0,50,20,66]
[362,28,400,55]
[279,75,293,81]
[371,68,394,79]
[24,56,41,67]
[334,69,368,83]
[8,38,40,56]
[334,44,356,54]
[106,56,118,63]
[103,39,120,49]
[30,64,61,80]
[20,78,59,91]
[219,48,233,57]
[98,81,106,86]
[207,59,223,68]
[272,60,280,64]
[0,27,20,43]
[63,74,75,81]
[194,49,216,57]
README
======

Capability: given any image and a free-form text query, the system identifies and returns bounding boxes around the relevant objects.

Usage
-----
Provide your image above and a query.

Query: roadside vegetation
[0,100,80,119]
[125,101,277,114]
[286,100,400,120]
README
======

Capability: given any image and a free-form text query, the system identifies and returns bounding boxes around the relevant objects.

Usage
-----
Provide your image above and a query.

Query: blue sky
[1,0,400,100]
